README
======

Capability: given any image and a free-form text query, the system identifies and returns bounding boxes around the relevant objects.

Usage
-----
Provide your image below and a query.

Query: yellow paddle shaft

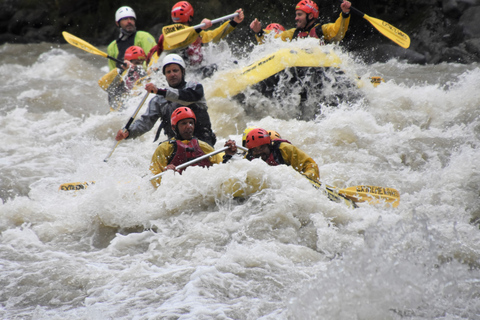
[62,31,127,66]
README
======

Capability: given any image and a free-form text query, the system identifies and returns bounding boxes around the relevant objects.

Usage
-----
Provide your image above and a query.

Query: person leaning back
[115,54,217,147]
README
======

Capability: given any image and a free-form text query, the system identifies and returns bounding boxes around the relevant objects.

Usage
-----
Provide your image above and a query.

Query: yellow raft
[207,46,344,99]
[59,176,399,208]
[205,46,382,119]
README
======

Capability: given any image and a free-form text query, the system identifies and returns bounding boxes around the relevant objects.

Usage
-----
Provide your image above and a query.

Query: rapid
[1,39,479,319]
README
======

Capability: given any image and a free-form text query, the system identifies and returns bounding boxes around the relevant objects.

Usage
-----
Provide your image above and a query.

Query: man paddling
[150,107,237,187]
[107,6,156,70]
[147,1,244,75]
[115,54,217,147]
[250,0,351,44]
[244,128,320,182]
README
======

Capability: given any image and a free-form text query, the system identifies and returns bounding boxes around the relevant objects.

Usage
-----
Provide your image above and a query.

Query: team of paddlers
[100,0,352,187]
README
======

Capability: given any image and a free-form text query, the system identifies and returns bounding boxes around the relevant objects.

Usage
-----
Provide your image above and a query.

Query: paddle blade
[339,185,400,207]
[163,25,198,50]
[308,180,358,208]
[62,31,108,58]
[163,12,238,50]
[59,181,94,191]
[362,14,410,49]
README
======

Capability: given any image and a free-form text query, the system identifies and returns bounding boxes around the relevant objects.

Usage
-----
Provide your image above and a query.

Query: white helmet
[162,54,186,74]
[115,6,136,22]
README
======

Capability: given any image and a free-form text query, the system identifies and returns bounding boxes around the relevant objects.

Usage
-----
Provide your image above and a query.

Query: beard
[119,26,137,40]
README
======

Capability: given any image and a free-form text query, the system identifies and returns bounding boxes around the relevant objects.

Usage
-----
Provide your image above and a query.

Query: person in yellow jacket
[147,1,244,74]
[241,127,282,148]
[250,0,351,44]
[252,23,286,44]
[99,46,149,111]
[243,128,320,182]
[107,6,156,70]
[150,106,237,187]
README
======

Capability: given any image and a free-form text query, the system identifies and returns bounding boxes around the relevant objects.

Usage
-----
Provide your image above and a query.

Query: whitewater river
[1,39,479,319]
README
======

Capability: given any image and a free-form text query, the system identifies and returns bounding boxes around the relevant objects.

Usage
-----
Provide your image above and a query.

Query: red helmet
[296,0,319,19]
[246,128,271,149]
[265,23,286,33]
[171,107,196,126]
[171,1,194,23]
[124,46,146,61]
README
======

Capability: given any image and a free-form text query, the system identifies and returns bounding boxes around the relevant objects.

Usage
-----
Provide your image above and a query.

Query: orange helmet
[296,0,319,19]
[171,107,196,126]
[124,46,146,61]
[246,128,271,149]
[171,1,194,23]
[265,23,286,33]
[267,130,282,140]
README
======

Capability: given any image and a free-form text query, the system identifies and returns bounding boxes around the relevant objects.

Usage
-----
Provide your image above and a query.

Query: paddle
[59,93,150,190]
[338,185,400,205]
[59,181,92,191]
[149,146,231,181]
[239,145,400,207]
[104,92,150,162]
[340,1,411,49]
[163,12,239,47]
[310,179,400,208]
[60,146,229,190]
[62,31,127,67]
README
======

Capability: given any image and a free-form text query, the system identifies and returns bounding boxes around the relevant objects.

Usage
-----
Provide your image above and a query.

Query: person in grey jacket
[115,53,216,146]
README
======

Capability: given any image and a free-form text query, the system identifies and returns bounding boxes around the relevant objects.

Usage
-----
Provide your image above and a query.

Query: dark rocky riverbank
[1,0,479,64]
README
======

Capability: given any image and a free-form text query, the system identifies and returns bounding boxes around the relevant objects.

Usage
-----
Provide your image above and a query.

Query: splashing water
[1,41,479,319]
